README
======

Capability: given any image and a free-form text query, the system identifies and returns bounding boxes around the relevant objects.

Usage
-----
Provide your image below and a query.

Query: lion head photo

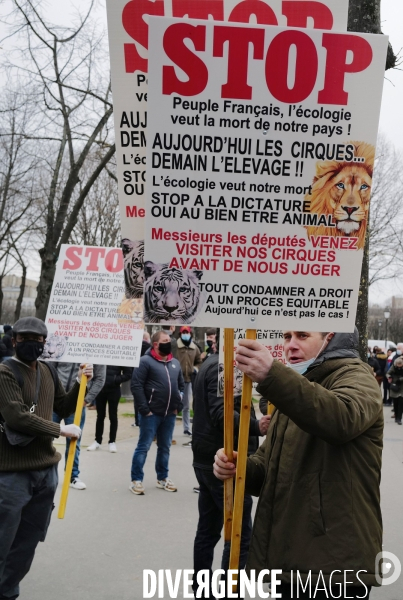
[304,142,375,249]
[117,297,145,328]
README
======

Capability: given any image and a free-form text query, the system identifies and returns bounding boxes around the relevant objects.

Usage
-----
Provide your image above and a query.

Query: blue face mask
[286,336,330,375]
[181,333,191,342]
[287,357,316,375]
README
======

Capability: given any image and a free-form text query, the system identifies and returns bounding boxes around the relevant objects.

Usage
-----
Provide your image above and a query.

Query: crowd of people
[368,343,403,424]
[0,318,397,599]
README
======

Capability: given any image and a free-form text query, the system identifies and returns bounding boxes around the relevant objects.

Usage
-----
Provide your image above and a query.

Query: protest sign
[219,329,284,396]
[144,18,388,331]
[43,245,143,366]
[105,0,349,300]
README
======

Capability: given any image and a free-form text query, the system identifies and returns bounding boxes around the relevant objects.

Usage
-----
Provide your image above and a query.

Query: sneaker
[156,477,177,492]
[129,480,145,495]
[70,478,86,490]
[184,430,192,436]
[193,486,200,493]
[109,442,117,453]
[87,441,100,451]
[182,440,192,447]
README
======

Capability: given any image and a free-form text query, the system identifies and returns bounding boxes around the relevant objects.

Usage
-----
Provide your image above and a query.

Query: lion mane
[304,141,375,250]
[117,297,145,328]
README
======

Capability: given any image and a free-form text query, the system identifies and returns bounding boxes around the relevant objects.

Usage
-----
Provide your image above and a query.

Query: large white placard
[144,18,388,331]
[105,0,349,296]
[43,245,143,366]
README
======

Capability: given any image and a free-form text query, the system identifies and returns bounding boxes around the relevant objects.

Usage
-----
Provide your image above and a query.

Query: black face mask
[206,340,214,348]
[158,341,172,356]
[16,340,44,362]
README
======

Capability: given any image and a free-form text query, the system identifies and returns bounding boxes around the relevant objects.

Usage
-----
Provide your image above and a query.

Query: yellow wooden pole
[229,329,256,578]
[223,328,234,542]
[58,374,87,519]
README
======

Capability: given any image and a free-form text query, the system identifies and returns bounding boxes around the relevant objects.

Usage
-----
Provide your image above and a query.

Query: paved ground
[21,404,403,600]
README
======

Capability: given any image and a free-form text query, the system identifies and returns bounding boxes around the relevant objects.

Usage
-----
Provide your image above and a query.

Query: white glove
[60,424,82,439]
[77,363,94,383]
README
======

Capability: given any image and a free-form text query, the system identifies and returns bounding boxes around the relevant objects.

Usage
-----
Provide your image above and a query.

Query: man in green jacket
[214,330,383,600]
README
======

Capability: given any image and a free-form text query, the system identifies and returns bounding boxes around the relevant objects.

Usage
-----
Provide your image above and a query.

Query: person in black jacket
[372,346,389,404]
[129,330,184,495]
[87,365,132,453]
[0,339,6,362]
[192,353,270,598]
[132,332,152,427]
[2,326,14,357]
[367,348,381,379]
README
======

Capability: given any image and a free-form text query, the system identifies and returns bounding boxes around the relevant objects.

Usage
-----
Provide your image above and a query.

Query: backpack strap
[0,359,26,430]
[3,358,59,391]
[39,360,59,391]
[2,358,24,389]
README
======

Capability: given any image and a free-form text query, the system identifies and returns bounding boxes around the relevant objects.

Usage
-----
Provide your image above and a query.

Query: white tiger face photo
[218,363,243,397]
[122,238,144,299]
[144,261,204,324]
[42,335,68,360]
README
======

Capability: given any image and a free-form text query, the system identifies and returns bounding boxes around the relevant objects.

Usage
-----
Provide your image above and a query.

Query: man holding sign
[214,330,382,599]
[0,317,93,600]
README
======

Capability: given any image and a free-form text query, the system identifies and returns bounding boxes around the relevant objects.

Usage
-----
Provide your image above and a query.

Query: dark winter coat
[141,340,151,357]
[103,365,133,390]
[374,351,387,373]
[386,364,403,398]
[2,333,14,357]
[131,349,184,417]
[245,331,383,588]
[192,354,260,468]
[368,356,381,376]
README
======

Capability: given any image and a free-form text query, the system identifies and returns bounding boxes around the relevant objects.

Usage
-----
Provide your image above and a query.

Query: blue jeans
[131,413,176,482]
[53,408,86,480]
[182,381,192,433]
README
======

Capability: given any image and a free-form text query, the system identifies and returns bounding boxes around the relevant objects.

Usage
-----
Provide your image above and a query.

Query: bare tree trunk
[0,276,3,323]
[356,228,370,360]
[14,263,27,321]
[348,0,396,70]
[347,1,397,360]
[35,144,116,320]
